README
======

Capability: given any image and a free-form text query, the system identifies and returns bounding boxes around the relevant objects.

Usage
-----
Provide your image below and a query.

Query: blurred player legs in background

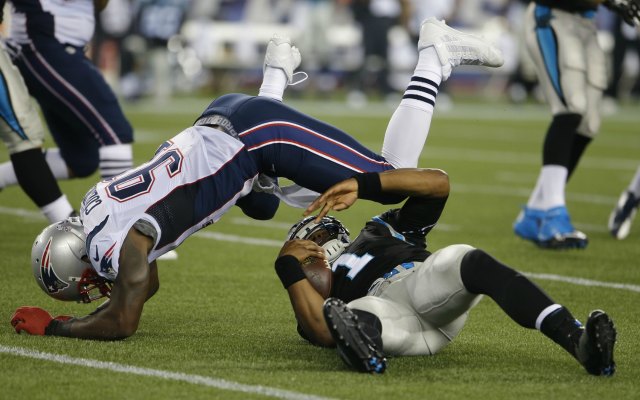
[0,1,74,222]
[0,0,134,191]
[513,2,604,250]
[608,165,640,239]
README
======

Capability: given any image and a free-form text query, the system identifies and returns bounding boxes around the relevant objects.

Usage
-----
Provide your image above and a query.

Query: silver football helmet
[287,216,350,263]
[31,217,112,303]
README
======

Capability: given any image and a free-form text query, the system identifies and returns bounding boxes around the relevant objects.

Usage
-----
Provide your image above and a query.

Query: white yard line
[1,207,637,292]
[0,345,335,400]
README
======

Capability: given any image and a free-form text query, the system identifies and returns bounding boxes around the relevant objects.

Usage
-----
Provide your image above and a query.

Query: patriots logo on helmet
[40,238,69,294]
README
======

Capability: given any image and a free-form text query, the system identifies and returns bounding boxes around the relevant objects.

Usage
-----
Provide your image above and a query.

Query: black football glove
[604,0,640,26]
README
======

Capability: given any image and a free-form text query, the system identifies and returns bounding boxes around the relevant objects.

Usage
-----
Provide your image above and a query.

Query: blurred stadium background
[85,0,640,111]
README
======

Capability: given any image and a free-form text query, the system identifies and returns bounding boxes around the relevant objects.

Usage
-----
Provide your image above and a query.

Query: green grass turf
[1,97,639,399]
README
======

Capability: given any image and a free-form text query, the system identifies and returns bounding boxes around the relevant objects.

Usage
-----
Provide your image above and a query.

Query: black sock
[460,249,584,357]
[542,113,582,166]
[539,307,584,358]
[567,134,592,180]
[460,249,555,329]
[10,149,62,207]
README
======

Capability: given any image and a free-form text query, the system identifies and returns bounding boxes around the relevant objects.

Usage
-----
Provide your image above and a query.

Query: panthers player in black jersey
[274,168,617,376]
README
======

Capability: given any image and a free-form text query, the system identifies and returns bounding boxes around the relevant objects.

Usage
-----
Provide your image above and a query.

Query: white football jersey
[10,0,95,46]
[80,126,257,280]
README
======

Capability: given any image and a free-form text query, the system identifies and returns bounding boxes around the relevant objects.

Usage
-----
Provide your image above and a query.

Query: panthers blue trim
[0,70,28,139]
[534,5,565,106]
[371,216,420,245]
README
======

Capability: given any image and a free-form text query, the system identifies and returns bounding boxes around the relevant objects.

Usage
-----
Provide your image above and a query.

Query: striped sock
[400,75,440,112]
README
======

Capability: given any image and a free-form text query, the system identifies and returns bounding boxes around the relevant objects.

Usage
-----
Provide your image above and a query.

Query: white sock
[44,148,70,179]
[628,166,640,197]
[381,47,441,169]
[537,165,568,210]
[0,161,18,188]
[415,46,444,85]
[526,173,544,210]
[100,143,133,178]
[258,66,288,101]
[41,194,74,223]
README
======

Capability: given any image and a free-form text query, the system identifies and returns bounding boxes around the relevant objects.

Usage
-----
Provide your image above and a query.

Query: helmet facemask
[287,216,350,263]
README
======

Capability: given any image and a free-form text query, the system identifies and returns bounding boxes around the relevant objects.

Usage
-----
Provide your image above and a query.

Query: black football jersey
[330,195,448,303]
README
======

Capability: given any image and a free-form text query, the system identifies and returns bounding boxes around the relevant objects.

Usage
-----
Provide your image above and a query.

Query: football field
[1,97,639,399]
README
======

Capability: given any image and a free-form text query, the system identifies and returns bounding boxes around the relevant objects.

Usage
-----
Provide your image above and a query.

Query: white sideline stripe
[524,272,640,293]
[0,345,335,400]
[194,231,284,247]
[195,232,640,293]
[0,206,44,220]
[1,207,637,292]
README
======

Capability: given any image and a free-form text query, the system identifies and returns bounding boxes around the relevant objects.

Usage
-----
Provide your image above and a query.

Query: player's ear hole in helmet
[31,217,112,303]
[287,216,350,263]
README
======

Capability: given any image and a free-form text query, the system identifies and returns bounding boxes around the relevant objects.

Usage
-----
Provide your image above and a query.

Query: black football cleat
[323,298,386,374]
[575,310,617,376]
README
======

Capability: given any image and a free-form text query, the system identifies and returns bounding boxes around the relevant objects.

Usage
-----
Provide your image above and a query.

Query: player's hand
[278,240,326,263]
[53,315,73,322]
[304,178,359,221]
[10,306,53,335]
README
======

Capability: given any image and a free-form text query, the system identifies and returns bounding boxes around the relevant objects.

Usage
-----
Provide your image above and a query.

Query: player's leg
[515,5,589,248]
[342,245,481,358]
[210,94,399,202]
[460,248,616,376]
[381,18,504,168]
[0,48,74,222]
[609,165,640,239]
[258,35,306,102]
[11,39,133,179]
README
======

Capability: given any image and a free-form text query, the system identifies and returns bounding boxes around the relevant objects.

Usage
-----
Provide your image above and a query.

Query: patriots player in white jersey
[513,0,640,249]
[10,20,503,340]
[275,168,617,376]
[0,0,134,190]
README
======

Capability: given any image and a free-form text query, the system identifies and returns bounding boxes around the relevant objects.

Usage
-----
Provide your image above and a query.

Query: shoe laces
[289,71,308,86]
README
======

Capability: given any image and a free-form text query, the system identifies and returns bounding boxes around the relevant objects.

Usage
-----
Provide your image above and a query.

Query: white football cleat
[264,34,307,85]
[418,17,504,80]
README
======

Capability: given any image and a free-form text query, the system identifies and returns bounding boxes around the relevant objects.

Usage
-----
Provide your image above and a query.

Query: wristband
[44,318,73,337]
[44,319,60,336]
[352,172,382,201]
[275,255,306,289]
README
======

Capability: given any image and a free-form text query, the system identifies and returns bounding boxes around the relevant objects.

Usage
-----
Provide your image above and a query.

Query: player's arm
[275,240,335,347]
[48,228,154,340]
[305,168,449,220]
